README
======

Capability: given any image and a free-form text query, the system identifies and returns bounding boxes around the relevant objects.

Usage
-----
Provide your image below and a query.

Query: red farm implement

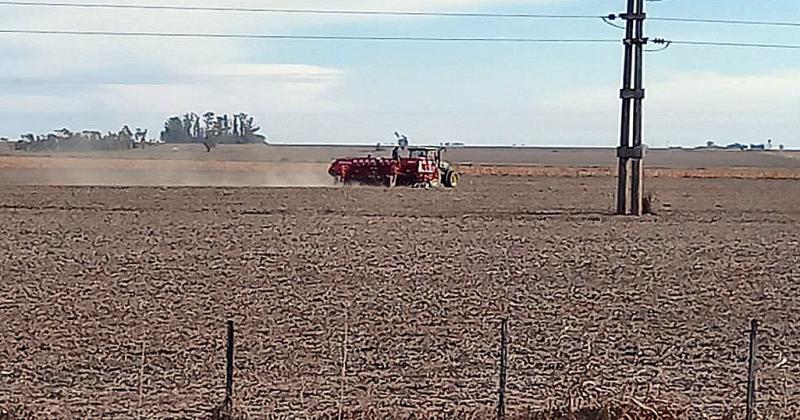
[328,146,459,188]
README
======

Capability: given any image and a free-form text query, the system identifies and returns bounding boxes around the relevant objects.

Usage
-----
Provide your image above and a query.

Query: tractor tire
[443,170,459,188]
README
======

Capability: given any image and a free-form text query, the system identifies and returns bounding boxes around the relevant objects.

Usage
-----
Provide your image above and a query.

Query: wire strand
[0,29,621,43]
[661,39,800,50]
[0,1,605,19]
[650,16,800,28]
[601,17,626,30]
[2,30,799,50]
[2,1,800,29]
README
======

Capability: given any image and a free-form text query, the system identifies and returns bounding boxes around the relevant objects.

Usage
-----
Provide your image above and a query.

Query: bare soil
[3,147,800,188]
[1,174,799,419]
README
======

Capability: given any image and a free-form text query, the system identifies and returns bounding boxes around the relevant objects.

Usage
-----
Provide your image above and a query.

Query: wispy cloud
[192,63,345,80]
[543,70,800,145]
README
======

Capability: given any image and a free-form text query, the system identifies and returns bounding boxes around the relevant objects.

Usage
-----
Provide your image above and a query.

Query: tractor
[328,146,459,188]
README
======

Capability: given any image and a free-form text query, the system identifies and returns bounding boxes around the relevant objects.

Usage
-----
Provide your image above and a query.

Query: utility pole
[616,0,647,215]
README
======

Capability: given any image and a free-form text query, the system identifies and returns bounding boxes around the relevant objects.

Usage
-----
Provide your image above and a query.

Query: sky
[0,0,797,147]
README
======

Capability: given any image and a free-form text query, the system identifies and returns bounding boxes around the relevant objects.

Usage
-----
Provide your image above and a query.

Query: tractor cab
[406,146,458,188]
[407,146,445,166]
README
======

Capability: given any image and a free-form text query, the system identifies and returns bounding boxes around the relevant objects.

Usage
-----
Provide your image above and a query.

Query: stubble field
[1,168,799,418]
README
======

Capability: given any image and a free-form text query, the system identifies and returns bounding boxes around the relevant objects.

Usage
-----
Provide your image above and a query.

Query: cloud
[192,63,344,80]
[552,70,800,114]
[649,71,800,118]
[0,94,92,113]
[0,0,530,110]
[95,75,346,115]
[0,0,563,82]
[543,70,800,145]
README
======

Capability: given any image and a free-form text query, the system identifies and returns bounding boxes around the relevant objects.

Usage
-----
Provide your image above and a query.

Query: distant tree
[161,111,266,144]
[119,125,133,140]
[182,113,194,137]
[161,117,187,143]
[233,113,246,136]
[134,128,148,142]
[203,112,217,136]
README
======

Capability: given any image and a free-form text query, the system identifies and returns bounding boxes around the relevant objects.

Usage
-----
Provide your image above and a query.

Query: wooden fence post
[225,320,235,407]
[497,319,508,420]
[746,319,758,420]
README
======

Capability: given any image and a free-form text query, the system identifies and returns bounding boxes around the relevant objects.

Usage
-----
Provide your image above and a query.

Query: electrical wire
[0,29,622,44]
[601,16,627,30]
[1,29,799,50]
[653,38,800,49]
[671,40,800,49]
[0,1,605,19]
[650,16,800,28]
[1,1,799,29]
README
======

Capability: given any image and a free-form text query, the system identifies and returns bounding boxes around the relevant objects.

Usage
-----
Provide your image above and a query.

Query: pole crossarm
[616,146,646,159]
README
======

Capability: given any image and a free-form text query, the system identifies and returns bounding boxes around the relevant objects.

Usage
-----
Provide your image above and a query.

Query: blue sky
[0,0,797,147]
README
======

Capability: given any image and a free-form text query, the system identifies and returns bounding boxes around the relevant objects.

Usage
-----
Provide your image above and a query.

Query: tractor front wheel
[443,170,459,188]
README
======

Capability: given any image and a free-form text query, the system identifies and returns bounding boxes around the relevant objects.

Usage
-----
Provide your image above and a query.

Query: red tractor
[328,146,459,188]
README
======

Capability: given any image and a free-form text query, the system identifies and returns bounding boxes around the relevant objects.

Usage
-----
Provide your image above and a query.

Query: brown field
[2,144,800,187]
[1,146,799,419]
[4,143,800,167]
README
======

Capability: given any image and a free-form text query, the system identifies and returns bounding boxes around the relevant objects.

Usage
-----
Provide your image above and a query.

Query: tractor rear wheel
[443,170,459,188]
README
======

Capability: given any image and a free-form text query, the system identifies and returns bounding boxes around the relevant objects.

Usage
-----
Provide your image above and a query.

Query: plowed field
[1,175,799,419]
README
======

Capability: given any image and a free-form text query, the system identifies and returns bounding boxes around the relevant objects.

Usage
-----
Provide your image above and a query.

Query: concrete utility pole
[616,0,647,216]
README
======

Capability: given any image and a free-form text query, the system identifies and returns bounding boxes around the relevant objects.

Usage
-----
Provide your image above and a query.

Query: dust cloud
[0,158,334,187]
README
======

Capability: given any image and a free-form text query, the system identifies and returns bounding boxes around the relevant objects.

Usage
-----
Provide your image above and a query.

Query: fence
[204,318,771,419]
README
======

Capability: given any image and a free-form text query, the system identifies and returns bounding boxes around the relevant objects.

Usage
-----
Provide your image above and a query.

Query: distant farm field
[1,144,800,186]
[4,143,800,167]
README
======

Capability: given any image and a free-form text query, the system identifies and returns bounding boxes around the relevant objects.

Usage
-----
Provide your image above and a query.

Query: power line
[2,1,800,29]
[0,1,605,19]
[653,38,800,49]
[0,29,621,43]
[671,40,800,49]
[650,16,800,28]
[2,29,799,50]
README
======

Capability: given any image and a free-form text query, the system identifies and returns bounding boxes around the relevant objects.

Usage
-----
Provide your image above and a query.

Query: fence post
[497,319,508,420]
[225,320,235,407]
[746,319,758,420]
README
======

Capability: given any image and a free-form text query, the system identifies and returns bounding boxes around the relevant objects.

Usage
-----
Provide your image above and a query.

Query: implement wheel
[443,170,459,188]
